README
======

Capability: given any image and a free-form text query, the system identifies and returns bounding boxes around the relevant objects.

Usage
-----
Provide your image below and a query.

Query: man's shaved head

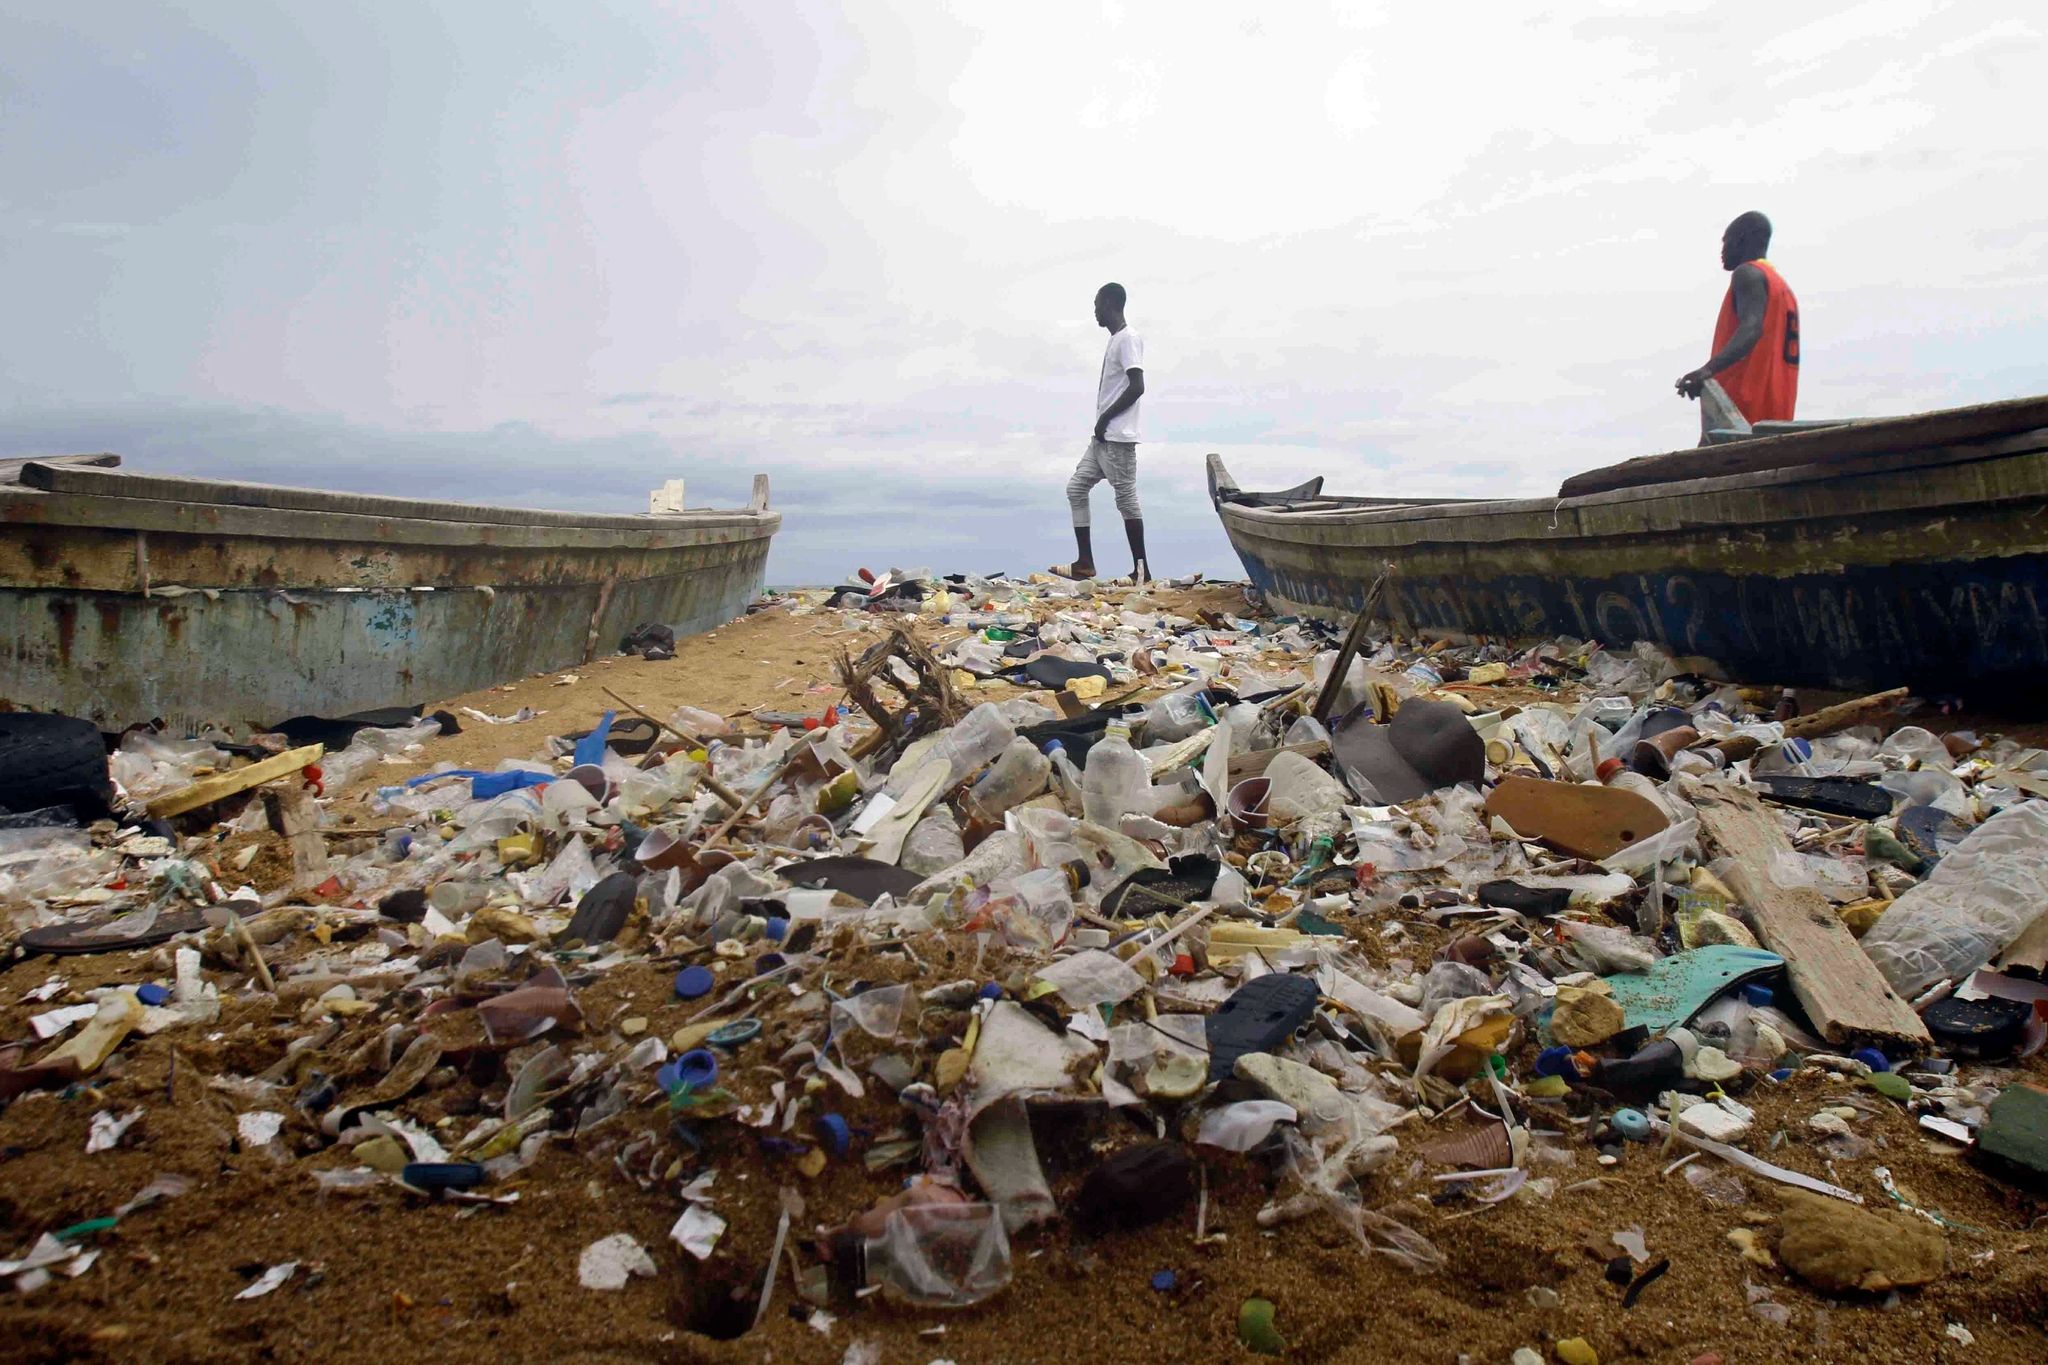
[1093,282,1127,328]
[1722,212,1772,270]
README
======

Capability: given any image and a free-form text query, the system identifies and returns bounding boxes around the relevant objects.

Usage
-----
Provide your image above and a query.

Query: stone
[1233,1052,1348,1132]
[1689,1046,1743,1084]
[1550,984,1626,1048]
[1555,1337,1600,1365]
[618,1017,647,1037]
[1686,909,1759,949]
[1512,1350,1544,1365]
[1973,1083,2048,1190]
[1677,1101,1751,1143]
[1777,1189,1947,1293]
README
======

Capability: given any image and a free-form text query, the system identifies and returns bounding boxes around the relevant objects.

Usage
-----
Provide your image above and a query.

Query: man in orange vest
[1675,211,1799,440]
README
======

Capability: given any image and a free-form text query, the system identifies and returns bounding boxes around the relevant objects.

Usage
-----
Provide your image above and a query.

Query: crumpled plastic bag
[1861,799,2048,998]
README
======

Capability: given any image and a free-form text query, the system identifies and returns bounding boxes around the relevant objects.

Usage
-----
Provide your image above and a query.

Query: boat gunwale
[1214,424,2048,536]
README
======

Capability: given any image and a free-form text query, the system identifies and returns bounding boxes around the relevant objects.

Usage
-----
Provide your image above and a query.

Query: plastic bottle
[1044,741,1085,812]
[935,704,1016,787]
[1082,721,1148,828]
[901,807,967,877]
[1143,686,1209,744]
[968,738,1050,819]
[1596,756,1675,817]
[1860,800,2048,998]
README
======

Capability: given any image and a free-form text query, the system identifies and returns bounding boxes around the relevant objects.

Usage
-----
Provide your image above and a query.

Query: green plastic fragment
[1238,1296,1285,1355]
[54,1216,119,1244]
[1868,1071,1912,1103]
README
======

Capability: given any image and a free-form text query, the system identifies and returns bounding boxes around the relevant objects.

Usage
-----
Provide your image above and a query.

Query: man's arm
[1676,264,1768,398]
[1093,368,1145,440]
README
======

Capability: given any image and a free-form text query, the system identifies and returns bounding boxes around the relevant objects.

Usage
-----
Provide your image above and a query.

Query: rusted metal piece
[0,460,781,729]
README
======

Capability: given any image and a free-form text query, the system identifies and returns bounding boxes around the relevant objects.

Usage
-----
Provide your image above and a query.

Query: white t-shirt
[1095,328,1144,443]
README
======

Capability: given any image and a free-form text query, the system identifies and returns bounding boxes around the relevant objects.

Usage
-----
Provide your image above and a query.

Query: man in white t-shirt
[1056,281,1148,582]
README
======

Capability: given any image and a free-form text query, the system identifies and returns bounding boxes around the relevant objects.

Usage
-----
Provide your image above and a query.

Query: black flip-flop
[19,908,211,956]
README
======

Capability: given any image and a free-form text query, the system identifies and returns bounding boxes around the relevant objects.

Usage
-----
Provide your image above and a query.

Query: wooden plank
[1558,395,2048,498]
[1227,740,1329,784]
[1310,568,1389,724]
[1697,687,1911,764]
[148,743,325,819]
[1692,784,1930,1050]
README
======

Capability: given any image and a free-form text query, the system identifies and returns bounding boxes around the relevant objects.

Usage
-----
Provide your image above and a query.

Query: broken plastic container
[1861,800,2048,999]
[863,1201,1012,1308]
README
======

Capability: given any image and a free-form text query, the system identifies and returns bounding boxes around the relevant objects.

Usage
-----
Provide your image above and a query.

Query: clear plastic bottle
[968,737,1050,819]
[1082,721,1147,828]
[931,703,1016,789]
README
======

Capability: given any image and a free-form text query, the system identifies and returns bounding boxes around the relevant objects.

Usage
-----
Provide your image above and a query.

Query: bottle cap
[673,965,716,1000]
[1596,757,1625,782]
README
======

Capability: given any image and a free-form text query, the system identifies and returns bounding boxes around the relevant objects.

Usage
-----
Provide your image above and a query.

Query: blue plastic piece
[675,1049,719,1090]
[404,767,555,799]
[1151,1269,1178,1292]
[708,1018,763,1049]
[573,710,616,769]
[1851,1047,1890,1073]
[1534,1045,1578,1078]
[402,1162,486,1191]
[816,1112,851,1157]
[1769,1067,1794,1083]
[674,965,715,1000]
[977,981,1004,1000]
[763,917,790,942]
[135,983,170,1007]
[1611,1108,1651,1141]
[1740,983,1775,1007]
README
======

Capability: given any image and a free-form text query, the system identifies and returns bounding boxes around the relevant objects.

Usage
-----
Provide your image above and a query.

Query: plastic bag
[1861,800,2048,998]
[863,1202,1012,1307]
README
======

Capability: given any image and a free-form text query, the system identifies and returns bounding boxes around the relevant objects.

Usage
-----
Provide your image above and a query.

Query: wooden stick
[702,748,811,847]
[149,743,325,819]
[228,911,276,994]
[1310,567,1391,724]
[599,686,749,811]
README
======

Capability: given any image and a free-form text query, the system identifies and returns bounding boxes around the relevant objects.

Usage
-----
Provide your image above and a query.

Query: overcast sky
[4,2,2044,585]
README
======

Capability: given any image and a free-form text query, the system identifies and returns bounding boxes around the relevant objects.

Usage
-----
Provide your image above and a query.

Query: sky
[3,1,2045,586]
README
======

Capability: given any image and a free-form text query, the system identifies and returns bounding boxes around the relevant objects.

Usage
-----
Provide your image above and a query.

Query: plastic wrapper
[1861,800,2048,998]
[901,807,967,877]
[1557,919,1658,974]
[863,1201,1012,1308]
[1035,947,1143,1007]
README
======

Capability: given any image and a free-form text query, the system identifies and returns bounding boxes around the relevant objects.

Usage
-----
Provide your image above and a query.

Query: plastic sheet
[1862,800,2048,998]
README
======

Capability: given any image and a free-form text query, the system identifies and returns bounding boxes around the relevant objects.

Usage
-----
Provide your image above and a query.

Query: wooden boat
[0,456,782,729]
[1209,394,2048,697]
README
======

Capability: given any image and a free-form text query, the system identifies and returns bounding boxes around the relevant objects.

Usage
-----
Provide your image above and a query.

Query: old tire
[0,713,114,818]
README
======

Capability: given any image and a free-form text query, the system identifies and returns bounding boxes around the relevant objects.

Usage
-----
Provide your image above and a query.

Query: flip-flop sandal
[19,907,211,956]
[1047,563,1094,581]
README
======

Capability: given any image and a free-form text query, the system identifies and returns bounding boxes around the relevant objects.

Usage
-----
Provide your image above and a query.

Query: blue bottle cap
[1611,1108,1651,1141]
[816,1112,851,1157]
[401,1162,486,1191]
[1768,1067,1794,1083]
[763,917,790,942]
[1851,1047,1889,1073]
[1043,739,1065,756]
[1741,983,1774,1007]
[1151,1269,1179,1292]
[1534,1045,1577,1078]
[707,1018,762,1049]
[676,1048,719,1090]
[135,983,171,1007]
[977,981,1004,1000]
[674,965,716,1000]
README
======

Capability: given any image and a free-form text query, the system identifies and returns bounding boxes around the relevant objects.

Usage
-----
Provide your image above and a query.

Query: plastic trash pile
[3,568,2046,1360]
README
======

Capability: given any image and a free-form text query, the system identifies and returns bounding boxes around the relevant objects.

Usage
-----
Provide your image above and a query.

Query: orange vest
[1710,259,1798,422]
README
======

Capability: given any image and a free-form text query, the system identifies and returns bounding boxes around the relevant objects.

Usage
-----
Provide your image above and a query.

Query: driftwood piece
[1694,687,1910,765]
[1693,784,1930,1050]
[1310,567,1390,724]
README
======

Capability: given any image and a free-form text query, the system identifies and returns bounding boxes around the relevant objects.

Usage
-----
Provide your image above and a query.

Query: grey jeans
[1066,439,1140,527]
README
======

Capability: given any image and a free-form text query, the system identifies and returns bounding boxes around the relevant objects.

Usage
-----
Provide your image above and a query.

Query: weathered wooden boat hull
[0,461,782,729]
[1211,400,2048,696]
